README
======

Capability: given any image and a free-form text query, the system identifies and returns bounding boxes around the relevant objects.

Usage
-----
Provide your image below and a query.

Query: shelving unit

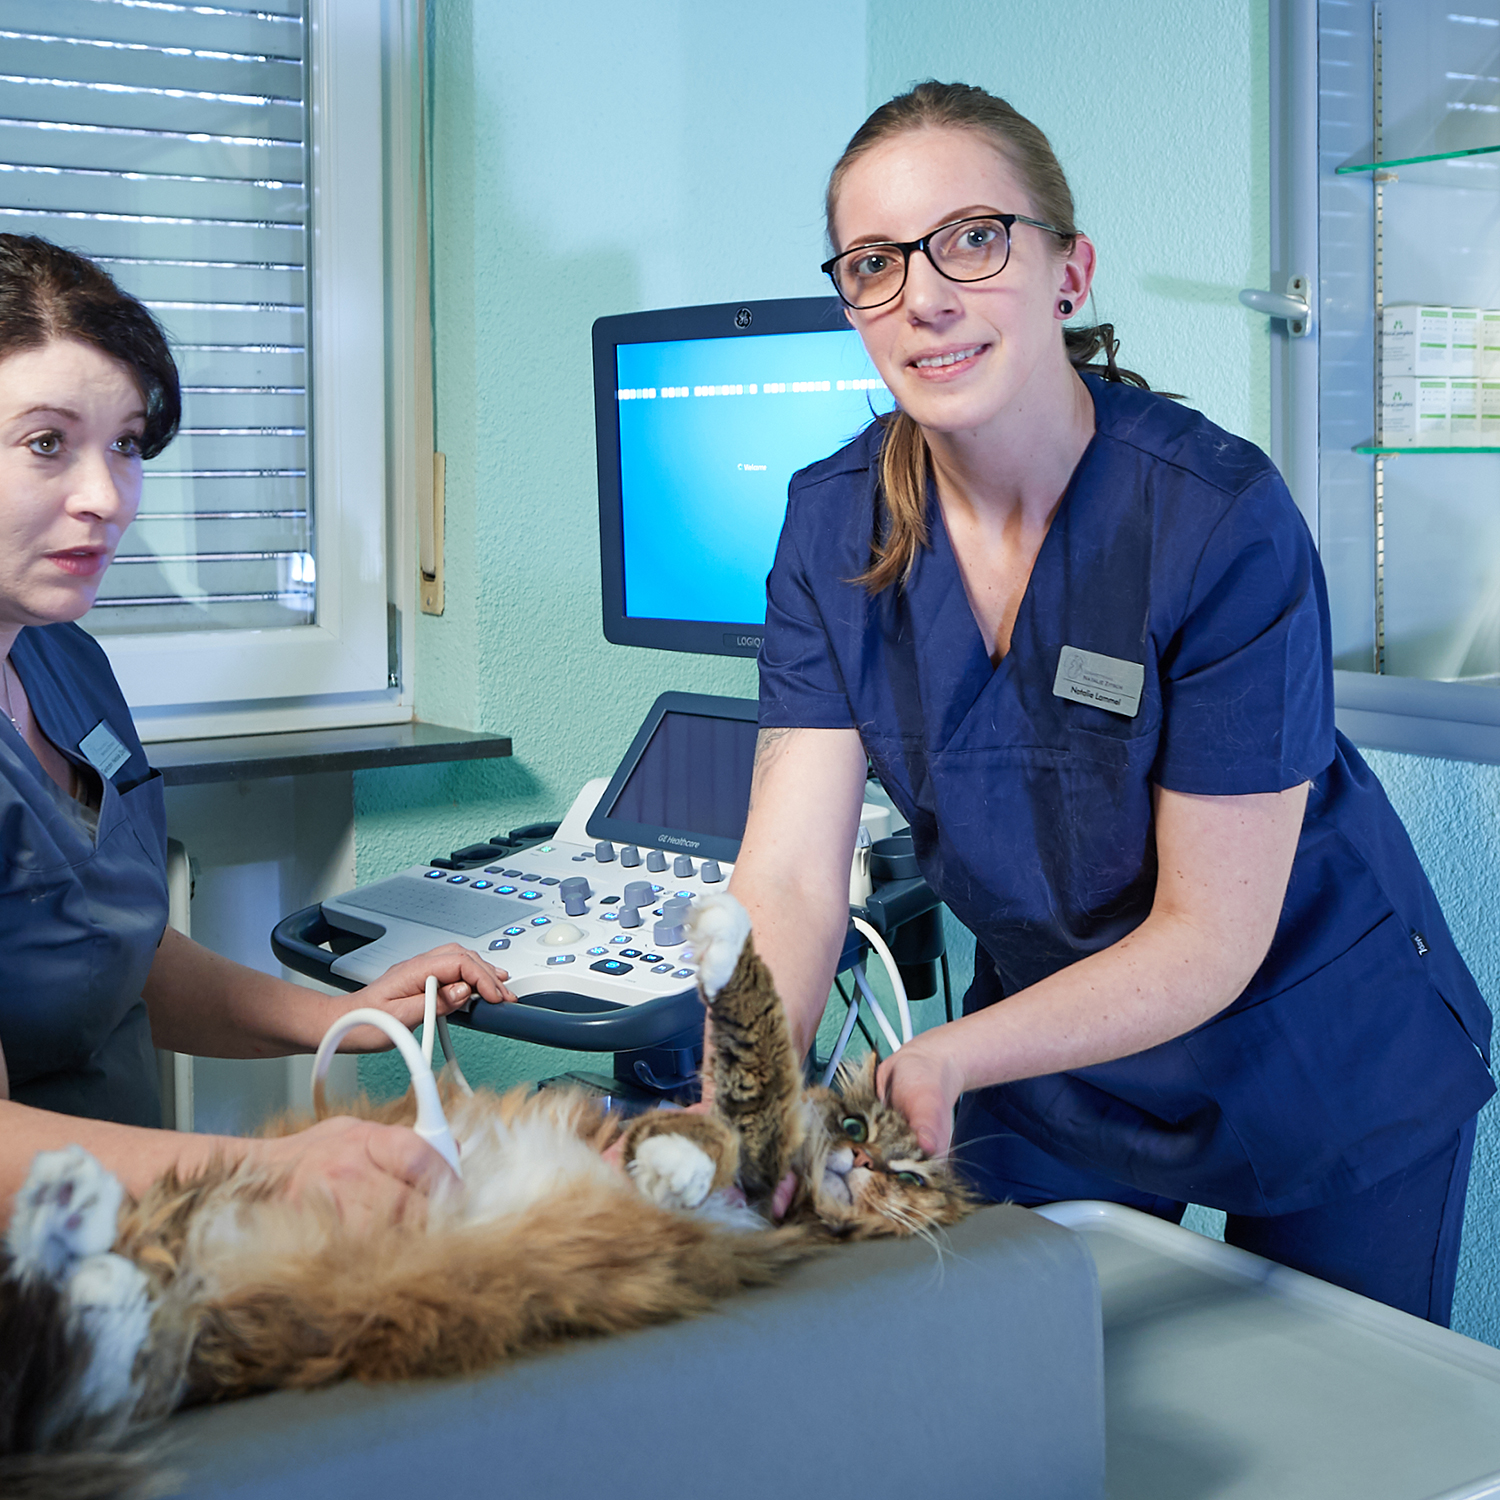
[1320,4,1499,684]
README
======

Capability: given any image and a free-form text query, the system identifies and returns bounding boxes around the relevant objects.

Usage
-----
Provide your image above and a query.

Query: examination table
[160,1204,1105,1500]
[159,1200,1500,1500]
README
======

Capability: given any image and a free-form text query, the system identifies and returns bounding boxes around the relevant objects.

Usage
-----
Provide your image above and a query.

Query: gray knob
[619,845,640,867]
[622,881,655,910]
[618,905,642,929]
[673,854,695,878]
[700,859,722,883]
[560,876,593,902]
[654,896,691,947]
[645,849,667,872]
[595,841,615,862]
[563,894,589,917]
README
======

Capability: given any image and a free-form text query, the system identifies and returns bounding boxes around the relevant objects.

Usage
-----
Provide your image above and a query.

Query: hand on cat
[338,945,514,1049]
[252,1115,454,1230]
[876,1035,965,1157]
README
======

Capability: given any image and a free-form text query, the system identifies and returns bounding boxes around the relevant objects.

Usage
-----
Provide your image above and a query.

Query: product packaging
[1483,311,1500,380]
[1382,304,1450,377]
[1450,379,1480,444]
[1450,309,1481,379]
[1481,380,1500,444]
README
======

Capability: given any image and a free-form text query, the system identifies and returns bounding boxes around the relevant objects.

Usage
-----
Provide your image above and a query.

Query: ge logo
[734,307,752,328]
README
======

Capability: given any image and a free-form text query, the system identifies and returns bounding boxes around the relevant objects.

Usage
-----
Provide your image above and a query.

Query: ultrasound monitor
[593,297,896,658]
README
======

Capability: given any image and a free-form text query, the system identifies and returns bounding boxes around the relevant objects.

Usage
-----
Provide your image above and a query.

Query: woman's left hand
[875,1030,967,1158]
[339,945,514,1047]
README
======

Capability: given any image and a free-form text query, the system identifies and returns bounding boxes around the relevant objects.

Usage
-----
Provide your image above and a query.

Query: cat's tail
[0,1446,169,1500]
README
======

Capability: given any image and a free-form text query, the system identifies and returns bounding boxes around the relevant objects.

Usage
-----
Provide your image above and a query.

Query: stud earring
[1058,299,1074,316]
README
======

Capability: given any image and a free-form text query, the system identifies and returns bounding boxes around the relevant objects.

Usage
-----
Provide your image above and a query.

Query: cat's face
[797,1057,974,1239]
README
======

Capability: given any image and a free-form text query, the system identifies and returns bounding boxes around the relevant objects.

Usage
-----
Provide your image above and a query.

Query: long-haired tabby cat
[0,894,973,1498]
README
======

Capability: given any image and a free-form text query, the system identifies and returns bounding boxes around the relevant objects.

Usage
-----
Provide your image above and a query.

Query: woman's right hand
[251,1115,455,1230]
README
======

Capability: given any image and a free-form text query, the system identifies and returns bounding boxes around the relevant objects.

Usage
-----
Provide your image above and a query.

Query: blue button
[473,880,492,890]
[540,877,560,886]
[589,959,632,976]
[652,963,673,974]
[424,869,445,879]
[600,912,617,922]
[539,845,553,852]
[652,885,663,894]
[587,946,607,955]
[504,926,525,937]
[674,889,693,900]
[448,875,469,884]
[497,885,517,894]
[673,968,695,979]
[611,934,631,944]
[546,953,575,966]
[519,891,542,901]
[642,954,663,964]
[488,938,510,951]
[620,949,643,959]
[531,916,550,926]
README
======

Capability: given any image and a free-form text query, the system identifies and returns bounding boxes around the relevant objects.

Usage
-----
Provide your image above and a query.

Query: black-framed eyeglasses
[820,213,1070,310]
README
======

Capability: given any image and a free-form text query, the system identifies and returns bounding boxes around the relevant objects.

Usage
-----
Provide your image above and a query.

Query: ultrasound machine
[273,296,941,1102]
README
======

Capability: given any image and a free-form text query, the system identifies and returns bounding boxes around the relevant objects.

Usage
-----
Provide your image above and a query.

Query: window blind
[0,0,315,635]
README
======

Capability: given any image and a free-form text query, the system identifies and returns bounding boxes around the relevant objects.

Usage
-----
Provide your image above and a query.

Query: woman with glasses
[0,234,513,1228]
[729,82,1491,1324]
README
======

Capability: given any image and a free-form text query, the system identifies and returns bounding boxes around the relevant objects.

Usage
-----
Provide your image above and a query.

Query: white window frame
[103,0,421,742]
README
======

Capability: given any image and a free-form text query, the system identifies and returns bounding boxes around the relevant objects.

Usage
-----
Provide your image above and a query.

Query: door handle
[1239,275,1312,337]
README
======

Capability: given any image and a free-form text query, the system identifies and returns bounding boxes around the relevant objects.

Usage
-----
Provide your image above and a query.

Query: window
[0,0,414,734]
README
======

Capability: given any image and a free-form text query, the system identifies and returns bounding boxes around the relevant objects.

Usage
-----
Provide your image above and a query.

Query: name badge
[79,720,130,780]
[1053,646,1144,719]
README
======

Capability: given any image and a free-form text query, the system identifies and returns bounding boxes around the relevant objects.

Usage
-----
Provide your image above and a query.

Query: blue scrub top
[760,374,1494,1217]
[1,622,167,1126]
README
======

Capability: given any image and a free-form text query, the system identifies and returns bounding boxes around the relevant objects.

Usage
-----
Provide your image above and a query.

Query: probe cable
[311,976,465,1178]
[820,916,915,1086]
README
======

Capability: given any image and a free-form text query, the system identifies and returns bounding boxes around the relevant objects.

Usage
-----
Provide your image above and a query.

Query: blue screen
[615,329,895,624]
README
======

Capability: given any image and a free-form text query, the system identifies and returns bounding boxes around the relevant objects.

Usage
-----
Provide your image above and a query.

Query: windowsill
[148,721,513,787]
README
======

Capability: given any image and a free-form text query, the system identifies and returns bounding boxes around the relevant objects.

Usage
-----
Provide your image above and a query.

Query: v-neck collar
[902,382,1105,746]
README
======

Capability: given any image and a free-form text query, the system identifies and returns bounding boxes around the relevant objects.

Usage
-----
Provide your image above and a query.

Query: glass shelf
[1355,445,1500,455]
[1337,142,1500,174]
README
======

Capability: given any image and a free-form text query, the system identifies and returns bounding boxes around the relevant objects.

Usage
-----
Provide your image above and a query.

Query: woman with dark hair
[729,84,1493,1323]
[0,235,513,1225]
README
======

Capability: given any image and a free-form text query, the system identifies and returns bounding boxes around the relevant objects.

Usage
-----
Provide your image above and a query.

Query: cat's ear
[684,893,752,999]
[833,1051,880,1099]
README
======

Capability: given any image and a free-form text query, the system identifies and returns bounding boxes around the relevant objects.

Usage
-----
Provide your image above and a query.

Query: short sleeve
[1153,474,1335,795]
[757,495,856,730]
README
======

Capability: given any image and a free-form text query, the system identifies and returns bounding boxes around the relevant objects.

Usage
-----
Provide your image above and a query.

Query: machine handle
[272,906,350,987]
[271,904,706,1052]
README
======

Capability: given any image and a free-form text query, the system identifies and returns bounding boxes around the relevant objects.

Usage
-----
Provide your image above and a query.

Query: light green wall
[351,0,1500,1349]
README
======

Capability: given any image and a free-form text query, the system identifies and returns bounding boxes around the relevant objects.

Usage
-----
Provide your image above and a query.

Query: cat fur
[0,892,973,1498]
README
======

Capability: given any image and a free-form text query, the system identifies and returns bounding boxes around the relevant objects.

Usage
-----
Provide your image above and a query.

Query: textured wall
[355,0,867,1094]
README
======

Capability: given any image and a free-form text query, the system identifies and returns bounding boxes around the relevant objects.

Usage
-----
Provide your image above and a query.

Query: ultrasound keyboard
[318,776,727,1009]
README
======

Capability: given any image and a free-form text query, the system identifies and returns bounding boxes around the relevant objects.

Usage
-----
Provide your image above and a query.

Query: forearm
[922,906,1263,1096]
[144,925,340,1057]
[0,1097,249,1227]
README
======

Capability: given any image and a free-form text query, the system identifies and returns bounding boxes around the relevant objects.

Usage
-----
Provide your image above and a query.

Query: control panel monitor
[593,297,896,658]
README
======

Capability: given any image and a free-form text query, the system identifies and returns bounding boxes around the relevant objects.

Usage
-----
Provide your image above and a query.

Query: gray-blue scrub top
[1,622,167,1126]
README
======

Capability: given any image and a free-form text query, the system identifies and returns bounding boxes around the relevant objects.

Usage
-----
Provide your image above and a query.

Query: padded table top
[1040,1201,1500,1500]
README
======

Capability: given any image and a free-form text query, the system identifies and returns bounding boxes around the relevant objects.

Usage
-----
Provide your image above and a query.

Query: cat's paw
[66,1253,154,1422]
[684,892,751,999]
[628,1133,718,1211]
[7,1145,125,1286]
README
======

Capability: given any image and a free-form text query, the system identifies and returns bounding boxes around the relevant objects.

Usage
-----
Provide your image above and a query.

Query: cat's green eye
[840,1116,867,1143]
[894,1171,925,1187]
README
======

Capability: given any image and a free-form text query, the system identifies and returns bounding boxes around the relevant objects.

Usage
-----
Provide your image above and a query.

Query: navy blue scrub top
[1,622,167,1127]
[760,374,1495,1217]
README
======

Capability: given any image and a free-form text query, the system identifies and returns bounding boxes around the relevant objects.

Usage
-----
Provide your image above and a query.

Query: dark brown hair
[0,234,180,458]
[826,82,1148,592]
